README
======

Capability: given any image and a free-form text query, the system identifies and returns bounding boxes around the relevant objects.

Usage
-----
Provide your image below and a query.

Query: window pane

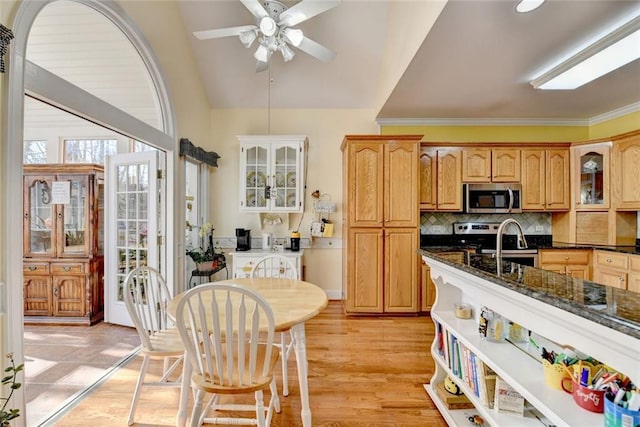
[64,139,117,164]
[23,140,48,164]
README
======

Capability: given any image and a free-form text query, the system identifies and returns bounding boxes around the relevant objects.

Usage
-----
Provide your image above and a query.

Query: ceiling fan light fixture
[259,16,278,37]
[515,0,545,13]
[254,44,272,63]
[283,27,304,47]
[239,30,257,48]
[280,44,295,62]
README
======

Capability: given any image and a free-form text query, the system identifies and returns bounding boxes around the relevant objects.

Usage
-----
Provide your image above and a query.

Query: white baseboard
[325,290,342,300]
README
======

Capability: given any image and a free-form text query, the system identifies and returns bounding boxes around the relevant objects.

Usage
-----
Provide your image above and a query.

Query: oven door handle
[507,187,514,212]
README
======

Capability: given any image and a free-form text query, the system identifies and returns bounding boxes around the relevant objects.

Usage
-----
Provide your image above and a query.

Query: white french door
[105,151,161,326]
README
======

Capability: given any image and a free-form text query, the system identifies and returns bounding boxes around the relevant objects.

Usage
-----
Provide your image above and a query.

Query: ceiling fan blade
[193,25,257,40]
[240,0,269,19]
[297,36,336,63]
[256,60,269,73]
[279,0,341,27]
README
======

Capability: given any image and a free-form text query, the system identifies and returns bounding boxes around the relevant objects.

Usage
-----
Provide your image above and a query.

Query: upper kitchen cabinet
[238,135,307,213]
[573,142,610,210]
[462,148,520,183]
[612,131,640,210]
[521,148,570,211]
[437,148,463,210]
[342,135,420,227]
[420,145,463,211]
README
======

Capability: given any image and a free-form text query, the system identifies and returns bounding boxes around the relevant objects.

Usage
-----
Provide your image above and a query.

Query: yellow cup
[543,359,571,390]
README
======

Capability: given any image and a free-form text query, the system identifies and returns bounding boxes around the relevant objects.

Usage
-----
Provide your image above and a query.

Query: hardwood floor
[53,301,446,426]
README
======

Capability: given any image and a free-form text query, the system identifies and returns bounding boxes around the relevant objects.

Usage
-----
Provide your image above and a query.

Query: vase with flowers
[186,223,224,271]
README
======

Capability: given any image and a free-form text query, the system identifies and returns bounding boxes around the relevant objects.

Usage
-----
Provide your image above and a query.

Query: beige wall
[209,108,378,295]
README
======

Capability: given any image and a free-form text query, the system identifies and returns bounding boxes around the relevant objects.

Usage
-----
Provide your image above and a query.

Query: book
[435,382,475,410]
[494,377,525,416]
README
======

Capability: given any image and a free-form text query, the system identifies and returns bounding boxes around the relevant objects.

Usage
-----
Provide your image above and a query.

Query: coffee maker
[235,228,251,251]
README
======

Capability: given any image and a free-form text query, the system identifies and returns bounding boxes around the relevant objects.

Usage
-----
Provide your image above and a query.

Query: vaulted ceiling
[179,0,640,123]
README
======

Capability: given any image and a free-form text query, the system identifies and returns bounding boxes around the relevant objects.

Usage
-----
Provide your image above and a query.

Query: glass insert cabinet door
[574,143,610,210]
[238,135,307,213]
[57,174,90,256]
[24,175,56,256]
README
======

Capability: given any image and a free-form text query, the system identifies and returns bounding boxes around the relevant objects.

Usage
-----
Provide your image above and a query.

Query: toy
[444,375,463,395]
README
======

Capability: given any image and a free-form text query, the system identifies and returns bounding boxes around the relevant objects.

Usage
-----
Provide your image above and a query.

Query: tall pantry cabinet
[341,135,422,314]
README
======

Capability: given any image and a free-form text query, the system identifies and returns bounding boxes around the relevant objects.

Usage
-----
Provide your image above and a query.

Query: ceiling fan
[193,0,340,72]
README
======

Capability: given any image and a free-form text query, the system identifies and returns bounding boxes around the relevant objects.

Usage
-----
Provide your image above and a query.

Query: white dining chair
[250,254,299,397]
[123,266,184,426]
[175,283,281,427]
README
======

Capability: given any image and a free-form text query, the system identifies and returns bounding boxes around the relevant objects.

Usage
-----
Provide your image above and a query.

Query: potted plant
[1,353,23,426]
[186,223,223,271]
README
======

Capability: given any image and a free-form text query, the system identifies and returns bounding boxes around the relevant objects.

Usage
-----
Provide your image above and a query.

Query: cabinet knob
[53,287,58,297]
[62,266,71,272]
[564,256,569,261]
[28,266,37,271]
[606,259,612,263]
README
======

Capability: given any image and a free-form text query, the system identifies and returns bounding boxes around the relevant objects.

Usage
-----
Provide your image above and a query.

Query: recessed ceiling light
[516,0,545,13]
[531,15,640,90]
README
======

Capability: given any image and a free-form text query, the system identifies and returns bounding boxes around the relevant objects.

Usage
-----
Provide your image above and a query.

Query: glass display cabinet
[23,164,104,324]
[238,135,307,213]
[573,142,610,210]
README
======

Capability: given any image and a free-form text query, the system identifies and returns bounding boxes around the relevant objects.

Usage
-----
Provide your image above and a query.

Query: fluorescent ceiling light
[531,15,640,90]
[516,0,545,13]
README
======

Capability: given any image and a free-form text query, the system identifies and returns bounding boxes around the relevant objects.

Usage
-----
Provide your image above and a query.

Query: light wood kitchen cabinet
[462,148,520,182]
[23,164,104,324]
[462,148,491,182]
[538,249,591,280]
[573,142,610,210]
[492,148,521,182]
[592,250,633,291]
[342,135,422,314]
[419,147,437,210]
[420,146,463,211]
[612,132,640,210]
[436,148,463,211]
[629,255,640,293]
[384,228,419,312]
[345,228,383,313]
[521,149,569,211]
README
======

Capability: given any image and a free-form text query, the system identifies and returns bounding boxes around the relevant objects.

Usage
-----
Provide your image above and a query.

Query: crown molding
[376,117,588,126]
[588,101,640,125]
[377,102,640,127]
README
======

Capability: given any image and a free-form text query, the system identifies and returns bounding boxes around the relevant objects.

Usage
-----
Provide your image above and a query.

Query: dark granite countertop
[419,247,640,340]
[541,241,640,255]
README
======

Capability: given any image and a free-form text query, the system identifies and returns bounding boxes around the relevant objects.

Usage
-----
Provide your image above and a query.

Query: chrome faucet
[495,218,528,261]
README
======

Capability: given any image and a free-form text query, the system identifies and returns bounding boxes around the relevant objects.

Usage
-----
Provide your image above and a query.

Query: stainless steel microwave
[464,183,522,213]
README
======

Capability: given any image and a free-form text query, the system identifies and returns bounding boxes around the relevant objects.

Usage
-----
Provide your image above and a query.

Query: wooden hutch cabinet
[23,164,104,325]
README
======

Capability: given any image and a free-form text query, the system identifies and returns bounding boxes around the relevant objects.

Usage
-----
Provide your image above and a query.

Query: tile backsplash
[420,212,552,235]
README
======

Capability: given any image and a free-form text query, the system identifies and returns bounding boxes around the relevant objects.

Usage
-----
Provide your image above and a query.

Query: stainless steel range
[453,222,539,267]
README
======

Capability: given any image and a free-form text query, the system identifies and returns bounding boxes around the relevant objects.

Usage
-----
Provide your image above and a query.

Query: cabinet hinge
[157,170,165,179]
[157,235,164,245]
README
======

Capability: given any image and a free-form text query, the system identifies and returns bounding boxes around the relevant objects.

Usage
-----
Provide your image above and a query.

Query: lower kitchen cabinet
[345,227,418,314]
[421,262,435,312]
[592,250,631,290]
[538,249,591,280]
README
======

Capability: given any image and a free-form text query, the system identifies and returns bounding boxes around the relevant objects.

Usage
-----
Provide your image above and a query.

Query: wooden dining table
[167,277,329,427]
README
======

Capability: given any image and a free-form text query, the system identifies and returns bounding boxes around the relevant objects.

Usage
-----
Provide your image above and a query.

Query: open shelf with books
[420,253,639,427]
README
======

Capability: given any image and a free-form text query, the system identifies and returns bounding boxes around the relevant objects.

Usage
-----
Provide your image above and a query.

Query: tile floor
[23,322,140,426]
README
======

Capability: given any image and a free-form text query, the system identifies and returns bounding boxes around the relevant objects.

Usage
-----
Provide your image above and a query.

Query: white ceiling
[178,0,640,123]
